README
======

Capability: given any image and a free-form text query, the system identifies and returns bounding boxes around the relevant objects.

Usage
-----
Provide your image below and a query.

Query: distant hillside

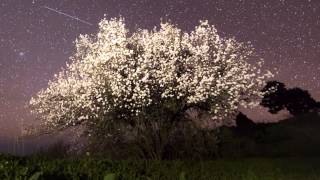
[219,112,320,157]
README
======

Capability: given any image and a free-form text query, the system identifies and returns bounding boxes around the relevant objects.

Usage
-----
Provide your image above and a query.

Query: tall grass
[0,155,319,180]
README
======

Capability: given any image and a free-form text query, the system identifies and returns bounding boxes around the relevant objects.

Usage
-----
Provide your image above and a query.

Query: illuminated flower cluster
[30,18,273,130]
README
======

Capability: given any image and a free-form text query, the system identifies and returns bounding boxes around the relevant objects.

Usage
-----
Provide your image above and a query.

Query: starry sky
[0,0,319,153]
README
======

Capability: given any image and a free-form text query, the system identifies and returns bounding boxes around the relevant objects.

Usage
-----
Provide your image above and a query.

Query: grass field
[0,155,320,180]
[1,113,319,179]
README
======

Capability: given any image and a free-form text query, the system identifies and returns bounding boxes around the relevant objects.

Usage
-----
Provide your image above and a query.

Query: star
[19,52,25,57]
[0,0,319,154]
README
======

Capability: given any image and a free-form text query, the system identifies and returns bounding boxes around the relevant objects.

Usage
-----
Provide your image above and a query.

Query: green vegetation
[2,112,319,179]
[0,155,320,180]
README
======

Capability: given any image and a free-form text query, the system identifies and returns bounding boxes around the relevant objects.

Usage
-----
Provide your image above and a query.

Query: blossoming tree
[30,18,273,158]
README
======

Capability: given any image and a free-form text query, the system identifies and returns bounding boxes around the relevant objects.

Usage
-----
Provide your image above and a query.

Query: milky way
[0,0,319,152]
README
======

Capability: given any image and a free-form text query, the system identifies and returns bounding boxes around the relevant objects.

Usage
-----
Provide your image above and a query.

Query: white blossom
[30,18,273,130]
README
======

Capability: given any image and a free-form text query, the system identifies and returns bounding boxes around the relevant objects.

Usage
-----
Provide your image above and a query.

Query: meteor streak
[43,6,93,26]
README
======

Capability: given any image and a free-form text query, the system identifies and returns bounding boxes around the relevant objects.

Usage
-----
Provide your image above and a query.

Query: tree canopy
[29,18,273,157]
[261,81,319,116]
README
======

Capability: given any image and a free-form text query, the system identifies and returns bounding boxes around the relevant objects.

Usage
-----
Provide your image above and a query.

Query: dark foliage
[35,140,70,158]
[261,81,287,114]
[234,112,257,137]
[31,111,320,160]
[1,154,320,179]
[261,81,319,116]
[284,88,319,116]
[219,111,320,157]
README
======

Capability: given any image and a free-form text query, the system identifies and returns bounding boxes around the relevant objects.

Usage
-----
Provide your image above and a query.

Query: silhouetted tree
[261,81,287,114]
[261,81,319,116]
[234,112,256,136]
[284,88,318,116]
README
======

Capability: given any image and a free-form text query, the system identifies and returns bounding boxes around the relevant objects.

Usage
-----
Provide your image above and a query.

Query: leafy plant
[104,173,116,180]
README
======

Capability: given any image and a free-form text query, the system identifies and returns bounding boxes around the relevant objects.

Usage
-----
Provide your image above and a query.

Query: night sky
[0,0,319,153]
